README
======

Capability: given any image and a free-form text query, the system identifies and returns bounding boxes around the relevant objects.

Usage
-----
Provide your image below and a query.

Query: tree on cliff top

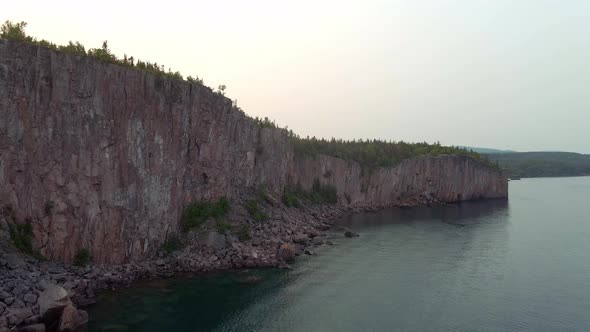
[0,20,203,84]
[87,40,117,64]
[0,20,31,42]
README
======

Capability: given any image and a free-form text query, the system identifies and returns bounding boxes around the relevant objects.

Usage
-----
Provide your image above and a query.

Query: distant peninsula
[487,152,590,178]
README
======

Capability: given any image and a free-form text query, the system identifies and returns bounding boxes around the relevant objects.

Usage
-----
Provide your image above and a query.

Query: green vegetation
[0,21,31,42]
[290,136,488,169]
[488,152,590,178]
[236,224,251,242]
[281,190,302,208]
[244,186,270,222]
[160,235,182,254]
[8,218,45,260]
[245,114,494,170]
[310,179,338,203]
[1,20,200,83]
[73,248,91,267]
[282,179,338,207]
[215,219,233,234]
[9,221,34,254]
[253,117,279,129]
[245,199,267,222]
[181,197,230,232]
[256,185,270,202]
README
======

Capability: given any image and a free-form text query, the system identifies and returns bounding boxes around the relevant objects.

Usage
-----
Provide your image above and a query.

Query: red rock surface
[0,40,507,264]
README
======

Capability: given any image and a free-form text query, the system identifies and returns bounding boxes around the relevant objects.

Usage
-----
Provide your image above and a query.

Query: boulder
[205,231,227,251]
[24,293,37,304]
[5,254,25,269]
[0,291,10,300]
[311,237,325,245]
[57,305,88,332]
[38,285,70,317]
[293,234,309,244]
[38,285,72,327]
[276,244,296,262]
[305,229,319,238]
[344,231,359,238]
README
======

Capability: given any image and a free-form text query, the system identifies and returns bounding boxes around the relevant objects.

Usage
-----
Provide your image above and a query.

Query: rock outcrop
[0,40,508,264]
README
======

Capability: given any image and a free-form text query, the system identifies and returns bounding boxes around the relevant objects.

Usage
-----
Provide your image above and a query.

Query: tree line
[289,136,492,169]
[0,20,203,83]
[2,20,494,170]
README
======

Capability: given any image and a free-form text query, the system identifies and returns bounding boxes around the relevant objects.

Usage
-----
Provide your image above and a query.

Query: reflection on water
[88,177,590,332]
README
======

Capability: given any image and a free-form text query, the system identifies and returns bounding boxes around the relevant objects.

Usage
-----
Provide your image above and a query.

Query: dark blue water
[87,177,590,331]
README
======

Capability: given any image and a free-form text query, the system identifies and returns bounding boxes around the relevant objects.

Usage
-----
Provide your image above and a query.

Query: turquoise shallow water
[87,177,590,331]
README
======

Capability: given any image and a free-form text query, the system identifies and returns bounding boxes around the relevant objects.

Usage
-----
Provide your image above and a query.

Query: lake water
[87,177,590,331]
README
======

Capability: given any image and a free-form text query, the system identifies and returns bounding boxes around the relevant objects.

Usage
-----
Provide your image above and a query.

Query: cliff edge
[0,40,507,263]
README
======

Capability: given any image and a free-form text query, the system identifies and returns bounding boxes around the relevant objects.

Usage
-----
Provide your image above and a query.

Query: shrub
[253,116,278,129]
[186,76,204,84]
[9,221,34,254]
[73,248,91,266]
[161,235,182,254]
[245,199,267,222]
[311,178,338,204]
[58,41,86,56]
[181,197,230,232]
[282,179,338,206]
[257,185,269,202]
[236,224,251,242]
[282,185,303,208]
[215,220,232,234]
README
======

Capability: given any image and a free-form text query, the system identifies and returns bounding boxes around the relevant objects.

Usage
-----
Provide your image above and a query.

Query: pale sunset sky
[3,0,589,153]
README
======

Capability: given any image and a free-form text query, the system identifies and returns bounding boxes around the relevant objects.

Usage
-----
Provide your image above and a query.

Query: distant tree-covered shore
[488,152,590,178]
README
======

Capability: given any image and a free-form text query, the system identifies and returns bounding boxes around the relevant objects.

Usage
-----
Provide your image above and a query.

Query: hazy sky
[3,0,589,153]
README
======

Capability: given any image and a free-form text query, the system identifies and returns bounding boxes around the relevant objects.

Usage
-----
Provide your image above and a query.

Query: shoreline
[0,196,507,331]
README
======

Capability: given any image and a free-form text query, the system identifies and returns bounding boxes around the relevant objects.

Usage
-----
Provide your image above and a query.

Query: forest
[252,116,490,168]
[488,152,590,178]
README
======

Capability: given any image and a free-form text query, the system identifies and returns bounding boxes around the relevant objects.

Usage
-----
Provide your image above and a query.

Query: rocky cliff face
[0,40,507,264]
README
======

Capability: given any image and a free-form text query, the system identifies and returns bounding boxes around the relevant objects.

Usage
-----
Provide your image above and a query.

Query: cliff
[0,40,507,264]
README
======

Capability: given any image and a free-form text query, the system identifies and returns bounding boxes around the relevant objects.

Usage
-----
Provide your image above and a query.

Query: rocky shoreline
[1,195,402,331]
